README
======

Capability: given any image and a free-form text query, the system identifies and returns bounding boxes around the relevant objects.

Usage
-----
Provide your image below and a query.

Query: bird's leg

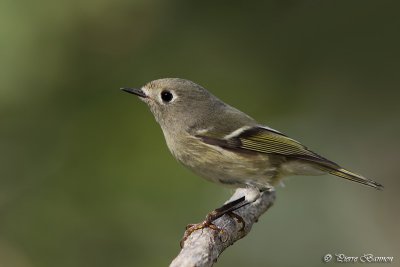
[180,196,251,247]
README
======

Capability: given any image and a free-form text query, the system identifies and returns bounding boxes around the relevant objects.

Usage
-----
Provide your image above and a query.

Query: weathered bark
[170,188,276,267]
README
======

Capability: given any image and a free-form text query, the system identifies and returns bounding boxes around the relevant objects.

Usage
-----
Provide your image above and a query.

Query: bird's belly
[168,135,279,189]
[190,158,277,189]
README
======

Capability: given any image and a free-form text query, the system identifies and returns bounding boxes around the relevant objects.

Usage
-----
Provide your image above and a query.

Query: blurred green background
[1,0,399,266]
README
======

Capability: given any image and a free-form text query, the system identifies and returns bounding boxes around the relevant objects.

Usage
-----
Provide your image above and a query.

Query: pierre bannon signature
[324,253,394,263]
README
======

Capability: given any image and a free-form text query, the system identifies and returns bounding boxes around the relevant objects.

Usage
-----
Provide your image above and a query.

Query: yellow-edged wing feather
[196,126,383,190]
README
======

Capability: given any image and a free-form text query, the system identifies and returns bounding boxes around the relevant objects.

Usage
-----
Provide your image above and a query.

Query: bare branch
[170,188,276,267]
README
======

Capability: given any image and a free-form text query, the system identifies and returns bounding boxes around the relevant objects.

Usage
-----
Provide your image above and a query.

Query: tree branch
[170,188,276,267]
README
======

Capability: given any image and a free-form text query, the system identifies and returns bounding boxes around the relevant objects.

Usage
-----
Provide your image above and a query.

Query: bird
[121,78,383,244]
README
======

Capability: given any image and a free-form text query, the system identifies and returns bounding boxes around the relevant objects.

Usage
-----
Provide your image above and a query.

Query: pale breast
[164,131,280,189]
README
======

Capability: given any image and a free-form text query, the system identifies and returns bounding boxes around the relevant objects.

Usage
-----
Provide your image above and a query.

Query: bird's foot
[180,218,223,248]
[180,210,247,248]
[179,197,251,248]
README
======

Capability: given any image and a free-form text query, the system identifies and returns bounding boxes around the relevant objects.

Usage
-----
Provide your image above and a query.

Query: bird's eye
[161,90,173,103]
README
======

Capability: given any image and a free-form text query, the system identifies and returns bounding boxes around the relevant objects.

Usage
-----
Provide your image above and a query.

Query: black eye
[161,90,173,102]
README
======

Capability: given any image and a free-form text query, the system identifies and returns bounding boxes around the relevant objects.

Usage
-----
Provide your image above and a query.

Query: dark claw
[180,220,222,248]
[180,197,250,248]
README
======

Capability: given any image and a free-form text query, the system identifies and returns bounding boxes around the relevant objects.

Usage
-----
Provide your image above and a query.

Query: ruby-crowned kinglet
[121,78,383,238]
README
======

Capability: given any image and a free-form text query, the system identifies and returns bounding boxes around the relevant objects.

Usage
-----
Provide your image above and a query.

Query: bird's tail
[319,165,383,190]
[292,154,384,190]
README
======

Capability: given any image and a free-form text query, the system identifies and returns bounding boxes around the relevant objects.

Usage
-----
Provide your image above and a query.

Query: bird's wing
[195,126,383,190]
[195,125,339,168]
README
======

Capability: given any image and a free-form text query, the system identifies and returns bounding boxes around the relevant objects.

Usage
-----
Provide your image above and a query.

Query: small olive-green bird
[121,78,383,234]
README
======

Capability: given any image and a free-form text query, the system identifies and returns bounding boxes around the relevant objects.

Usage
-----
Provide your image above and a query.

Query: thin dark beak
[120,87,147,98]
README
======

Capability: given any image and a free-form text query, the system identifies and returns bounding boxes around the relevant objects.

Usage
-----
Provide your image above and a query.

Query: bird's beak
[120,87,147,98]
